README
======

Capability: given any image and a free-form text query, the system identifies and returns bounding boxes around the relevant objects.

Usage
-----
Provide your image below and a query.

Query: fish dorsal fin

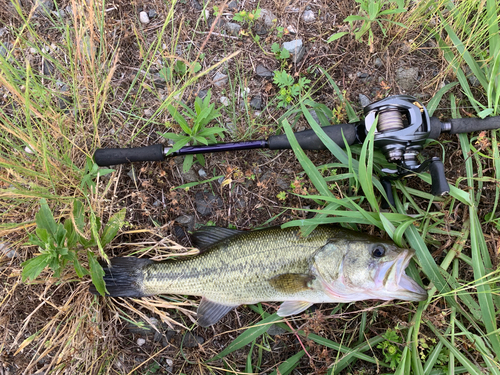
[197,297,239,327]
[277,301,313,317]
[191,226,245,251]
[269,273,313,294]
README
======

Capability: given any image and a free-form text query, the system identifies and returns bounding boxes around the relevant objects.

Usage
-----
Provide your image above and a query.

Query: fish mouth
[376,249,427,302]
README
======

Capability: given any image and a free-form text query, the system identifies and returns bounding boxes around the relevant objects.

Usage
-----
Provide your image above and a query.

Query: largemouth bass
[89,225,427,327]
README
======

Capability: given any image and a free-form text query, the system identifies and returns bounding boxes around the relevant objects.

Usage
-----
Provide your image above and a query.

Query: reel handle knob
[428,158,450,196]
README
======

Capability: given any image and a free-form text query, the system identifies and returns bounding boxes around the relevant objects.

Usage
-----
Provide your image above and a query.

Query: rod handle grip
[449,116,500,134]
[268,124,358,150]
[94,144,165,166]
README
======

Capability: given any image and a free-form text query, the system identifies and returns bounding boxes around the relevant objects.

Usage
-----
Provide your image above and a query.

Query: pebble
[267,324,287,336]
[286,25,297,34]
[250,95,263,110]
[164,358,174,372]
[219,96,229,106]
[127,169,138,183]
[395,66,419,92]
[198,168,207,178]
[179,167,198,183]
[137,338,146,347]
[302,9,315,22]
[282,39,305,64]
[148,9,157,18]
[464,66,480,87]
[0,243,16,259]
[42,60,55,76]
[259,9,277,27]
[227,0,238,11]
[196,89,208,99]
[225,22,241,35]
[175,215,195,231]
[144,108,153,117]
[191,0,203,11]
[213,72,228,87]
[139,11,150,24]
[240,87,250,98]
[359,94,371,108]
[254,9,277,35]
[374,57,383,68]
[255,64,274,78]
[182,332,204,348]
[29,47,38,54]
[25,145,36,154]
[195,192,223,216]
[34,0,54,16]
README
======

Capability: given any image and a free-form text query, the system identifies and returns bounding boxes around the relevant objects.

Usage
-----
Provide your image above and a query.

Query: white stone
[29,47,38,54]
[137,338,146,346]
[220,96,230,106]
[241,87,250,98]
[302,10,315,22]
[25,145,36,154]
[139,11,150,24]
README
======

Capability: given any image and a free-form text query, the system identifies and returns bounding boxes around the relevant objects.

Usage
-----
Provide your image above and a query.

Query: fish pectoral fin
[277,301,313,317]
[269,273,313,294]
[197,297,239,327]
[191,226,245,251]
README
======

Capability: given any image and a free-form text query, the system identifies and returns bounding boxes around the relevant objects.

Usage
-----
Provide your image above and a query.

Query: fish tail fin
[89,257,153,297]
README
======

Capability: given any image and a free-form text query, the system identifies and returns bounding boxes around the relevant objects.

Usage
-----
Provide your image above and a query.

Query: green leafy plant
[160,89,224,172]
[159,60,202,82]
[344,0,406,50]
[271,42,290,63]
[233,8,261,25]
[21,199,126,296]
[376,329,403,369]
[272,70,311,108]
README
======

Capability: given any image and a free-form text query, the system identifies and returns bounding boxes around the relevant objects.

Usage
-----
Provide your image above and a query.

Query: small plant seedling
[272,70,311,109]
[344,0,406,50]
[21,198,126,296]
[276,191,287,201]
[160,89,225,172]
[233,8,261,25]
[376,328,403,369]
[271,43,290,61]
[159,60,202,82]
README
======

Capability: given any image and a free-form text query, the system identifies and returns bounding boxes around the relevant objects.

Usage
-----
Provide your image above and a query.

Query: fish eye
[372,245,386,258]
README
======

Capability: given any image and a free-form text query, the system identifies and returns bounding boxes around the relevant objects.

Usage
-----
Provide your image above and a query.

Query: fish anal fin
[191,226,245,251]
[197,297,239,327]
[277,301,313,317]
[269,273,313,294]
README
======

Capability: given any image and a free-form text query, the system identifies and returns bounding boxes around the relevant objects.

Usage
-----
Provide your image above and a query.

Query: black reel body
[363,95,450,204]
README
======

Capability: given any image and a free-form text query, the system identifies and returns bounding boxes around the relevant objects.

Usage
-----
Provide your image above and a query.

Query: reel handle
[428,158,450,196]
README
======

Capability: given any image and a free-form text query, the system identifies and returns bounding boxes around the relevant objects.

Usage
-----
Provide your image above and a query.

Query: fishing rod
[94,95,500,205]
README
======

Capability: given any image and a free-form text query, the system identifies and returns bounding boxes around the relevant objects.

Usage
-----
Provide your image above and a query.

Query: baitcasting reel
[363,95,449,204]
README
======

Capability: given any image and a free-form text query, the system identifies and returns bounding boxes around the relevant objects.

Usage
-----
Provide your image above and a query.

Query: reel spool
[363,95,431,166]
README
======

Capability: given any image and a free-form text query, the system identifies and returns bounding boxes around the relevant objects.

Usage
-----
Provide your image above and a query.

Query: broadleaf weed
[272,70,310,108]
[160,89,225,172]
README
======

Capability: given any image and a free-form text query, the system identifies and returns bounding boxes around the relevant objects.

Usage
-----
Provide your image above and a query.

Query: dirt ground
[1,0,496,374]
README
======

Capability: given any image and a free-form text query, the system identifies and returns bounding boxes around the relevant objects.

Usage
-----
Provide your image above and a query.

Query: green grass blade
[427,321,484,375]
[207,313,281,362]
[269,349,306,375]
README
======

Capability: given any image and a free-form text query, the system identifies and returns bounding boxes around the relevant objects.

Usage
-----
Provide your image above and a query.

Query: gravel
[139,11,150,24]
[282,39,305,64]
